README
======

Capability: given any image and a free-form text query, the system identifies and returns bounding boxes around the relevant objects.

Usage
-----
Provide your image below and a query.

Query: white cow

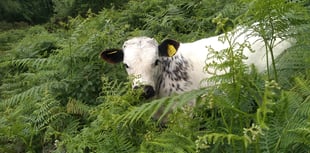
[100,26,294,100]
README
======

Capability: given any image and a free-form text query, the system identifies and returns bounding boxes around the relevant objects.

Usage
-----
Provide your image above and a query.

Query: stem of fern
[220,109,230,132]
[267,12,278,82]
[264,39,270,80]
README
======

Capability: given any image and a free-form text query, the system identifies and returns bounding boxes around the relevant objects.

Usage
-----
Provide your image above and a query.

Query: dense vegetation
[0,0,309,152]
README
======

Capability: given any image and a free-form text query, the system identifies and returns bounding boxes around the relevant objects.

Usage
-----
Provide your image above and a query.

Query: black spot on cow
[156,55,193,95]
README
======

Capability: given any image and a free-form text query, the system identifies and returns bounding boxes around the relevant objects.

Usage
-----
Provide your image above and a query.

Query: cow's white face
[122,37,161,97]
[101,37,179,99]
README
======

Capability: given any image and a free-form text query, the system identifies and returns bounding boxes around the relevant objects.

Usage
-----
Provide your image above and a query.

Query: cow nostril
[133,85,155,99]
[133,85,139,90]
[143,85,155,99]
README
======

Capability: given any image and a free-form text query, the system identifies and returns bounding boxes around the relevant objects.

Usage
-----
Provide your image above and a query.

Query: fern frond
[9,58,57,69]
[117,88,207,125]
[294,77,310,97]
[196,132,251,151]
[100,77,127,97]
[104,134,137,153]
[66,98,90,116]
[259,129,274,153]
[288,122,310,146]
[1,81,66,108]
[27,92,65,130]
[141,132,195,153]
[157,89,209,121]
[258,76,310,152]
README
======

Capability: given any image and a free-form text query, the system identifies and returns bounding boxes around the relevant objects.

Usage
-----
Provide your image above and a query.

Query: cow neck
[156,54,193,97]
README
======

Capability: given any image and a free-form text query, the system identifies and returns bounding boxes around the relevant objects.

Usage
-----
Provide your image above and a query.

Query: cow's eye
[154,59,160,66]
[124,63,129,68]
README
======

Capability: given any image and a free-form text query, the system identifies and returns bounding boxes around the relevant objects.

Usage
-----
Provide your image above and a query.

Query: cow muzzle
[134,85,155,99]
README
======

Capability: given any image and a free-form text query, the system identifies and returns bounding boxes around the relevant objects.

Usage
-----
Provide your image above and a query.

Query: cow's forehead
[122,37,159,63]
[123,37,158,50]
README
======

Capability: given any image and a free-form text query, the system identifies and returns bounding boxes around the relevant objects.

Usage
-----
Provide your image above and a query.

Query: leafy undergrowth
[0,0,309,152]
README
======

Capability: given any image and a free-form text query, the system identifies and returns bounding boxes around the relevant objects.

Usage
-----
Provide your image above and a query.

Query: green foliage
[0,0,129,24]
[0,0,309,152]
[120,0,246,41]
[0,0,53,23]
[240,0,309,81]
[0,10,127,152]
[52,0,129,20]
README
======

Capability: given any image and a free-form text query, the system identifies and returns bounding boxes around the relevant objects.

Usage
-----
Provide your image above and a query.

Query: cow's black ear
[158,39,180,57]
[100,49,123,64]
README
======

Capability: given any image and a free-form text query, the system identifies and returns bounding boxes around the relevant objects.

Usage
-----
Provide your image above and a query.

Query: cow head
[100,37,179,99]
